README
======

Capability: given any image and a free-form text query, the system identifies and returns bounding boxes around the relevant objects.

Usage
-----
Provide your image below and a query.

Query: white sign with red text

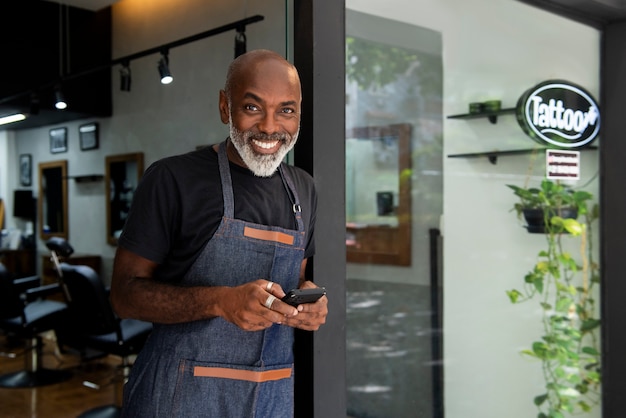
[546,149,580,180]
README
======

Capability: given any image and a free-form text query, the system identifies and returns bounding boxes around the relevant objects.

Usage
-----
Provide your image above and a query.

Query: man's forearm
[111,276,226,324]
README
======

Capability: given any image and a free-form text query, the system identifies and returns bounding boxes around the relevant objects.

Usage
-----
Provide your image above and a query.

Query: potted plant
[506,178,601,417]
[507,179,591,233]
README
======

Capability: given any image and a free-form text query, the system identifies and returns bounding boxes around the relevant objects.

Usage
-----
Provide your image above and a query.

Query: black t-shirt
[118,144,317,283]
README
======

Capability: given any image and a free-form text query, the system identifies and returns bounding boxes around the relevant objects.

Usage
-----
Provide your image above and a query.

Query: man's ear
[218,90,230,124]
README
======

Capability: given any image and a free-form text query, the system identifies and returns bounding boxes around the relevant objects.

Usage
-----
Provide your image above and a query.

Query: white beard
[228,118,299,177]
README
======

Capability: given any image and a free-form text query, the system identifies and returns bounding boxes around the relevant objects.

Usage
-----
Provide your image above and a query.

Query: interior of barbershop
[2,0,626,417]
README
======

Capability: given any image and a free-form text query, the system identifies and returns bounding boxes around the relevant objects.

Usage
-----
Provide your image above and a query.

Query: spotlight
[158,52,173,85]
[54,85,67,110]
[120,62,132,92]
[234,27,246,58]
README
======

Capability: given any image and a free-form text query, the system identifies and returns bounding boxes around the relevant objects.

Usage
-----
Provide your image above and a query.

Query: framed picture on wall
[79,122,99,151]
[19,154,32,186]
[50,127,68,153]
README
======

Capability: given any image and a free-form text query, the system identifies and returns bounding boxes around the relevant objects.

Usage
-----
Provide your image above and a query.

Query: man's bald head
[223,49,301,103]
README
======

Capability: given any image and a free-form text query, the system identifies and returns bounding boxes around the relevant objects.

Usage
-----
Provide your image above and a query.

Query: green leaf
[582,346,599,356]
[586,371,601,383]
[561,401,575,413]
[536,261,550,272]
[581,319,601,332]
[555,297,573,312]
[561,218,583,235]
[576,382,589,394]
[506,289,522,303]
[578,401,591,412]
[534,393,548,406]
[558,387,581,397]
[567,285,577,296]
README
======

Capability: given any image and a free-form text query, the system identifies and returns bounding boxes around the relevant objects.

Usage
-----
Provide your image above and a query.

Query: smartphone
[281,287,326,307]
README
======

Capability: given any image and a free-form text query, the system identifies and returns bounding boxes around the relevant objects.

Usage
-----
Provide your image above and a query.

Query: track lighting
[120,62,132,92]
[234,26,246,58]
[54,85,67,110]
[0,16,265,126]
[158,51,173,85]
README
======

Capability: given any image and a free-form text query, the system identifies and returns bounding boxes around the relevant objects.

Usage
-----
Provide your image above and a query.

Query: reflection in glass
[38,160,68,240]
[346,134,399,226]
[105,153,144,245]
[345,9,443,418]
[346,124,411,266]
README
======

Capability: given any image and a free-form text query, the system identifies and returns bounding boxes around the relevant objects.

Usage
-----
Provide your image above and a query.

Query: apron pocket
[170,358,293,418]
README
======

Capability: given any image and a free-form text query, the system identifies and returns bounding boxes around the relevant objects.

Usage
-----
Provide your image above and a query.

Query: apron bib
[121,141,306,418]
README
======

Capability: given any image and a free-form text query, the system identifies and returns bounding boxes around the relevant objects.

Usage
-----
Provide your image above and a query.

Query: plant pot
[522,207,578,233]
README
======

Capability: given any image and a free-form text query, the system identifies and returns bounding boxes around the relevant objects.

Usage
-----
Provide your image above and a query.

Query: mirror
[105,152,144,245]
[38,160,68,240]
[346,123,412,266]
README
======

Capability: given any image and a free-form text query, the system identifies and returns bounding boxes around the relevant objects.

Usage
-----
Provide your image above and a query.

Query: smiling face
[219,50,302,177]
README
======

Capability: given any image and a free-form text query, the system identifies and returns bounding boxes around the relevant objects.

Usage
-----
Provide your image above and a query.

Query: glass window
[345,2,601,417]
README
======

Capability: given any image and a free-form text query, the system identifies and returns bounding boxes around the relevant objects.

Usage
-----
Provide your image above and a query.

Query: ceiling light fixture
[234,26,246,58]
[120,61,131,92]
[54,85,67,110]
[158,51,173,85]
[0,113,27,126]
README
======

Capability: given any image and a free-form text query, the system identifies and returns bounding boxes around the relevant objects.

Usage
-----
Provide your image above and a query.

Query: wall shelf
[448,146,598,165]
[447,108,516,124]
[65,175,104,183]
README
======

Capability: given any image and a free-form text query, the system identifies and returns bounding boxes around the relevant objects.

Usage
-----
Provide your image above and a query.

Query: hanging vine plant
[506,178,601,418]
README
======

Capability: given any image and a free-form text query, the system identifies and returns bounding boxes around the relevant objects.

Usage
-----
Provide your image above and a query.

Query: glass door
[345,9,444,417]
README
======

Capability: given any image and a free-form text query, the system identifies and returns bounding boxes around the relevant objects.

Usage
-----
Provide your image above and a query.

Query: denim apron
[121,141,306,418]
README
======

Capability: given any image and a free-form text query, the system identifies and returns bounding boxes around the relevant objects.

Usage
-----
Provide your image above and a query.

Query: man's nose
[258,112,278,134]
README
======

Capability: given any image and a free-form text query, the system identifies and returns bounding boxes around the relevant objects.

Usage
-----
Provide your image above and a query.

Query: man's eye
[244,104,259,111]
[280,108,295,114]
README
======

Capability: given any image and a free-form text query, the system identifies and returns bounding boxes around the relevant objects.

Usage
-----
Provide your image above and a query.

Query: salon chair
[0,263,71,388]
[46,237,152,417]
[54,261,152,418]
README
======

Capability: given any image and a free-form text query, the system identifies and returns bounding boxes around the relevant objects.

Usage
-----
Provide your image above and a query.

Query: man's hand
[279,281,328,331]
[217,280,299,331]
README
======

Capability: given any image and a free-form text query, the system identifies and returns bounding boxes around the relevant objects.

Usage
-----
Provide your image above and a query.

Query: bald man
[111,49,327,417]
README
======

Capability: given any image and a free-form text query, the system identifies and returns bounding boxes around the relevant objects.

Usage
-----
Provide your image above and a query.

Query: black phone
[281,287,326,307]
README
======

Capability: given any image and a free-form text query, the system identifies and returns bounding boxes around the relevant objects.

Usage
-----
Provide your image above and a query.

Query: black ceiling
[517,0,626,27]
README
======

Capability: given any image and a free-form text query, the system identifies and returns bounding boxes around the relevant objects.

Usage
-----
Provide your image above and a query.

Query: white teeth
[252,139,278,149]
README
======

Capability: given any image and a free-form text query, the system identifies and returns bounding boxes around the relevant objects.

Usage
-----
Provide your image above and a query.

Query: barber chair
[0,263,71,388]
[46,235,74,265]
[44,236,152,418]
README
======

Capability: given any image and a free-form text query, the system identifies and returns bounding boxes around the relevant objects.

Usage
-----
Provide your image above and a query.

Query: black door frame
[293,1,347,418]
[600,22,626,418]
